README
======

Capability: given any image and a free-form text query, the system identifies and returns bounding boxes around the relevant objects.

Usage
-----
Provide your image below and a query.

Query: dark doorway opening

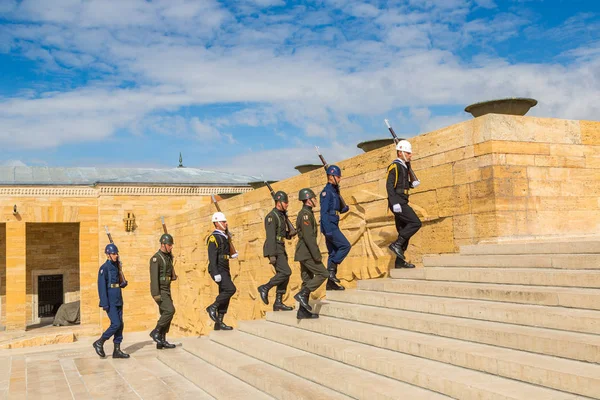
[38,274,63,318]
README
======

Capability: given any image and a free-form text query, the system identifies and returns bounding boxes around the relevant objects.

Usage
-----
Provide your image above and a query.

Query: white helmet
[396,140,412,153]
[211,212,227,223]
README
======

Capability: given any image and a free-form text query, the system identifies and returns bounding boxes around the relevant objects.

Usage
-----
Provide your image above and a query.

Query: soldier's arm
[150,257,160,298]
[386,164,402,205]
[263,213,277,257]
[207,235,219,278]
[97,265,109,310]
[319,191,333,236]
[301,214,322,262]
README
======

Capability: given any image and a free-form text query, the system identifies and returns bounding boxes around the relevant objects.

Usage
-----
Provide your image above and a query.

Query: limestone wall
[165,114,600,337]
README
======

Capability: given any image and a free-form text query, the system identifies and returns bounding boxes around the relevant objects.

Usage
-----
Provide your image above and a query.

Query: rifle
[263,180,297,239]
[160,216,178,280]
[104,226,127,285]
[315,146,348,209]
[384,119,419,183]
[210,195,238,257]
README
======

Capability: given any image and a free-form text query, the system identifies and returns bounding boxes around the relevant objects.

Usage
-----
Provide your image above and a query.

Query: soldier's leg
[216,271,236,315]
[304,259,328,293]
[391,204,421,267]
[398,203,422,241]
[300,262,311,291]
[329,229,351,266]
[272,253,293,311]
[101,306,121,341]
[113,306,124,344]
[268,252,292,291]
[112,307,130,358]
[158,291,176,333]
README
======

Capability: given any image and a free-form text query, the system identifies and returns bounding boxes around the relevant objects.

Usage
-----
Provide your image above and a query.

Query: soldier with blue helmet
[93,243,130,359]
[320,164,350,290]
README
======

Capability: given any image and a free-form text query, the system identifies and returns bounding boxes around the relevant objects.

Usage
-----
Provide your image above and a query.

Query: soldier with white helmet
[206,212,237,330]
[386,139,422,268]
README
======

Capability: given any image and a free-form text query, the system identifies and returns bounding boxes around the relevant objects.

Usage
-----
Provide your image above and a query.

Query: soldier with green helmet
[293,188,329,319]
[257,190,294,311]
[149,233,177,349]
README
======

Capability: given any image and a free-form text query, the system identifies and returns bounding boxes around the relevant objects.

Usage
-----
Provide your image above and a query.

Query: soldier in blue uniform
[320,165,350,291]
[93,244,130,359]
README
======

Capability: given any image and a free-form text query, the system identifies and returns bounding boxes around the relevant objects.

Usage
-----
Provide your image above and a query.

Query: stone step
[390,267,600,288]
[460,241,600,255]
[318,301,600,363]
[264,311,600,398]
[236,320,586,400]
[209,329,448,400]
[423,254,600,269]
[358,279,600,310]
[325,289,600,335]
[181,336,351,400]
[157,345,271,400]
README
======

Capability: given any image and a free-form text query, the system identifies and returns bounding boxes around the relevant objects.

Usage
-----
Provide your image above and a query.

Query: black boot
[112,343,130,359]
[395,257,416,269]
[150,327,165,349]
[326,280,345,291]
[388,237,406,259]
[293,287,312,311]
[273,292,294,311]
[297,305,319,320]
[161,331,176,349]
[206,303,218,323]
[257,284,272,305]
[327,263,341,283]
[214,313,233,331]
[93,338,106,358]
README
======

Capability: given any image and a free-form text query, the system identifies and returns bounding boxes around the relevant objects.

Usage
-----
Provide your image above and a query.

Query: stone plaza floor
[0,331,208,399]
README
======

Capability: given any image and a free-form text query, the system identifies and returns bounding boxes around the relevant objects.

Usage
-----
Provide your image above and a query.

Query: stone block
[580,120,600,146]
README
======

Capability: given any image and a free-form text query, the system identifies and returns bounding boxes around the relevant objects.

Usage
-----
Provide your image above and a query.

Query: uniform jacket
[263,208,288,257]
[319,183,349,236]
[98,259,123,309]
[386,159,412,207]
[295,205,321,262]
[207,230,230,278]
[150,250,174,297]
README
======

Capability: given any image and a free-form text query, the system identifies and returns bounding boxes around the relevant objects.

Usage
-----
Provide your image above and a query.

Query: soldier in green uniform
[257,190,294,311]
[293,188,328,319]
[149,233,177,349]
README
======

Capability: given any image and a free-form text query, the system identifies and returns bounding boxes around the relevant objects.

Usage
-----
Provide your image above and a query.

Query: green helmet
[298,188,316,201]
[273,190,288,203]
[160,233,174,245]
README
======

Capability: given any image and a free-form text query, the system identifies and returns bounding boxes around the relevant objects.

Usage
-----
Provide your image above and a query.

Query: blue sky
[0,0,598,179]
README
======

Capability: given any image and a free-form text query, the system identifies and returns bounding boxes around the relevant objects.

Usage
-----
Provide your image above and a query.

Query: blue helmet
[105,243,119,255]
[326,165,341,177]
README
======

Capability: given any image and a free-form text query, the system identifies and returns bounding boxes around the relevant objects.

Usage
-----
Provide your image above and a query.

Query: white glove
[230,252,239,259]
[412,180,421,188]
[392,204,402,213]
[213,274,222,283]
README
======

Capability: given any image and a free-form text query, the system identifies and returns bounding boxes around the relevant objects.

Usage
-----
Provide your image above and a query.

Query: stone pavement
[0,332,211,400]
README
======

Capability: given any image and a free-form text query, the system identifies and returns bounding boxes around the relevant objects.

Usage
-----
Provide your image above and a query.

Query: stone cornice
[0,185,252,197]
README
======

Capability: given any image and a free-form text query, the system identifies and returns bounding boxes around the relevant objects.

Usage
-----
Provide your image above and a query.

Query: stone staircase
[158,240,600,399]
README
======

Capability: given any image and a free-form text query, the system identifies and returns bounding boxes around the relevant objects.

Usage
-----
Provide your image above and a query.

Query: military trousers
[215,270,236,314]
[392,202,422,246]
[155,288,175,333]
[101,305,124,344]
[300,259,329,293]
[325,229,351,270]
[267,246,292,294]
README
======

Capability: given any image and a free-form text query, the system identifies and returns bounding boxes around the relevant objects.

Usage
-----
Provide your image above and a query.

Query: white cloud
[0,0,597,169]
[0,159,27,167]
